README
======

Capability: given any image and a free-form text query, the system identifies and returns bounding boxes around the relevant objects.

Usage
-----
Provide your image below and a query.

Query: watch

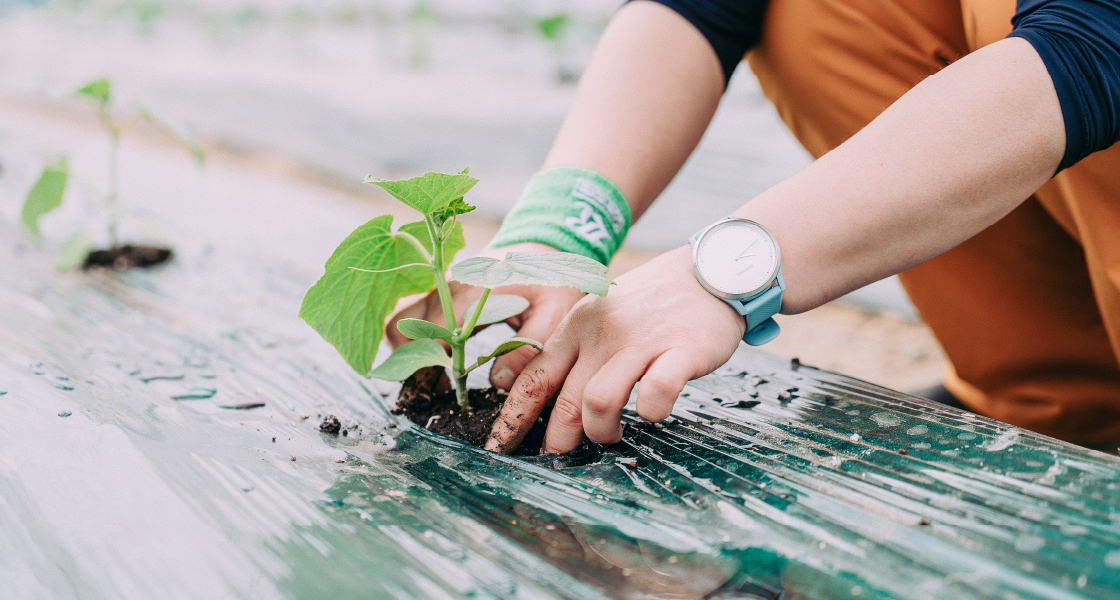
[689,217,785,346]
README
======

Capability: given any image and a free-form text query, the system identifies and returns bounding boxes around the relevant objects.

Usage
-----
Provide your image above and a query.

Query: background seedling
[21,157,69,245]
[535,12,576,83]
[20,77,203,268]
[300,168,609,411]
[75,77,203,249]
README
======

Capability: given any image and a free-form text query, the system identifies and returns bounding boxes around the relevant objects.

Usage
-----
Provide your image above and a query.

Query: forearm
[542,0,723,221]
[737,37,1066,313]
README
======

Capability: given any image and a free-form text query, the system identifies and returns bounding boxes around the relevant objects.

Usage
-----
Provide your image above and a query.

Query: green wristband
[487,167,632,265]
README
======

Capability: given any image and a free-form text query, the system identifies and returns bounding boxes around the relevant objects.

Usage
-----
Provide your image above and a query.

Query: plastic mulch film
[2,207,1119,599]
[0,130,1115,600]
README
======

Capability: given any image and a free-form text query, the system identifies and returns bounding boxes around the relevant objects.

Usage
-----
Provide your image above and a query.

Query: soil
[84,245,173,270]
[319,415,341,434]
[392,367,549,456]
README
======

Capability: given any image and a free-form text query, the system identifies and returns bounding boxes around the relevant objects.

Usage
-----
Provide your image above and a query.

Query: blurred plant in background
[21,78,203,269]
[534,11,574,83]
[1,0,605,81]
[406,0,436,68]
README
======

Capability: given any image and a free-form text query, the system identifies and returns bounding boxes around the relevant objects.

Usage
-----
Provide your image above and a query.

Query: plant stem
[106,125,120,249]
[451,337,469,411]
[424,216,457,332]
[461,287,490,341]
[424,215,469,410]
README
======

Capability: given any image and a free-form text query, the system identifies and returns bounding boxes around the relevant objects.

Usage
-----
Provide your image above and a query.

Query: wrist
[481,241,561,258]
[487,167,632,265]
[689,217,784,345]
[667,245,748,340]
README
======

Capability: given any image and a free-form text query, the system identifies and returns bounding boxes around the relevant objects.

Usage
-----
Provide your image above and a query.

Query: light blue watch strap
[724,269,785,346]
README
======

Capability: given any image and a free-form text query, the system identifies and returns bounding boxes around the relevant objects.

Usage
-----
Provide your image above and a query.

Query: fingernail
[492,366,514,388]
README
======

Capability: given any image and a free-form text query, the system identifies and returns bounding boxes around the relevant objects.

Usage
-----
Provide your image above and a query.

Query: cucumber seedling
[20,77,203,270]
[300,168,609,411]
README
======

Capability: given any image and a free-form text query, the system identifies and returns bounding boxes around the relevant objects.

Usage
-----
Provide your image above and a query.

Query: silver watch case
[691,218,781,301]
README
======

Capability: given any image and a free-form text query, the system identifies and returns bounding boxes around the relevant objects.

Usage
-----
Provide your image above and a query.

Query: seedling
[300,169,609,411]
[535,12,576,83]
[407,0,437,68]
[20,77,203,269]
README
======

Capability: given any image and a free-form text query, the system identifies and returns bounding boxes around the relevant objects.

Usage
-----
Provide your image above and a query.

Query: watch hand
[734,239,759,260]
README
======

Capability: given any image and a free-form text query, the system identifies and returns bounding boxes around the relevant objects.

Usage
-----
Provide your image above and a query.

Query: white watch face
[694,220,779,299]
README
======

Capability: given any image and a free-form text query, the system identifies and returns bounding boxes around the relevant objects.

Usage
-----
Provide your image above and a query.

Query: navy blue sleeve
[1007,0,1120,172]
[629,0,768,88]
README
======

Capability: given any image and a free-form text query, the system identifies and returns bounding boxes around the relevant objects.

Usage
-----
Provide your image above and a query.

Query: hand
[386,242,588,389]
[484,246,746,454]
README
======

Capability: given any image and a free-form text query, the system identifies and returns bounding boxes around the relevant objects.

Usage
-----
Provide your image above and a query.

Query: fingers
[490,293,578,389]
[484,329,579,454]
[636,349,695,422]
[538,357,603,454]
[567,350,650,448]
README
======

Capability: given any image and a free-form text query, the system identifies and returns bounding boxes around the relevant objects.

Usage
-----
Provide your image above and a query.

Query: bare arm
[550,3,1064,312]
[746,37,1064,312]
[486,9,1066,453]
[542,0,724,221]
[387,1,725,391]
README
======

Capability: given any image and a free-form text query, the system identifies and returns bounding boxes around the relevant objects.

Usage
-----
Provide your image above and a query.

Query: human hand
[386,241,588,390]
[484,246,746,454]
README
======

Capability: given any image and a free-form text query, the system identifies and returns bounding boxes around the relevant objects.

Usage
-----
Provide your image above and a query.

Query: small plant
[20,77,203,269]
[535,12,576,83]
[406,0,437,69]
[300,169,609,411]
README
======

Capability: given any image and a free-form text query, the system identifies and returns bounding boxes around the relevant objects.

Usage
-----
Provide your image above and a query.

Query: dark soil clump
[320,415,341,435]
[84,245,172,270]
[393,367,547,456]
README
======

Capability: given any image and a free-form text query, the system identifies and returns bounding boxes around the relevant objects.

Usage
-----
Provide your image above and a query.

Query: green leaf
[136,105,205,165]
[21,158,69,242]
[467,337,543,373]
[370,339,451,381]
[299,215,464,375]
[366,170,479,217]
[433,197,476,225]
[451,252,610,297]
[536,13,570,41]
[464,294,529,327]
[396,318,452,342]
[56,231,94,271]
[76,78,111,107]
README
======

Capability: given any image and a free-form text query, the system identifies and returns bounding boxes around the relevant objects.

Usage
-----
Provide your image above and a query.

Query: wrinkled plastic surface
[0,98,1118,599]
[3,216,1119,600]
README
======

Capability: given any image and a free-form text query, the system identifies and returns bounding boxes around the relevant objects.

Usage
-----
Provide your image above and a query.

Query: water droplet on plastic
[58,410,71,418]
[139,373,185,383]
[906,425,928,436]
[870,412,900,428]
[171,387,217,400]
